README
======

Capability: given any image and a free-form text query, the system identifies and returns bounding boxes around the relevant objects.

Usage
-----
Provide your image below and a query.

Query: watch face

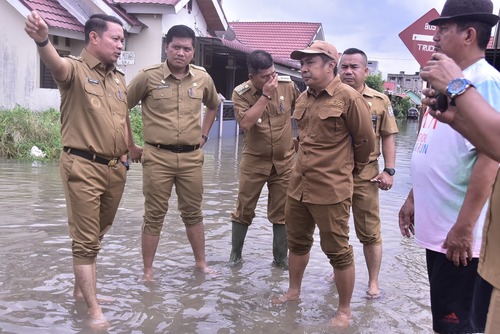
[448,78,467,95]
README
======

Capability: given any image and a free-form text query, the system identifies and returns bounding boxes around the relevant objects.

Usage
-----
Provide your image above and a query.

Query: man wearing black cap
[399,0,500,333]
[273,40,374,328]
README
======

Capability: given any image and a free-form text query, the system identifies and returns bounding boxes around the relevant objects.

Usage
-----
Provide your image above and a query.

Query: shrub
[0,107,61,160]
[0,106,144,160]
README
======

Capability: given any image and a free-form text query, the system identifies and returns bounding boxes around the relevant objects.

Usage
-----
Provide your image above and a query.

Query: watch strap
[383,167,395,176]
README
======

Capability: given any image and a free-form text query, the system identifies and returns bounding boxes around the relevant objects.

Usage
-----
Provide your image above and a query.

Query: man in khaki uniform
[24,11,138,326]
[338,48,398,298]
[230,50,299,269]
[274,41,375,328]
[127,25,220,280]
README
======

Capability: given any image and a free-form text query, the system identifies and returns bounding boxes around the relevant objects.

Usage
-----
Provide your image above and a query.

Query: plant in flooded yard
[0,106,61,160]
[0,106,144,160]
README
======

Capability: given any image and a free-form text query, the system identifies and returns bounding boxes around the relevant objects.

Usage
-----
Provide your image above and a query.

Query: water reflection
[0,119,432,333]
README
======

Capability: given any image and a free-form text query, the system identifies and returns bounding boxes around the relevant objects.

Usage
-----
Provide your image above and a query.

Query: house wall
[122,14,164,83]
[123,1,210,83]
[1,2,87,111]
[0,1,49,110]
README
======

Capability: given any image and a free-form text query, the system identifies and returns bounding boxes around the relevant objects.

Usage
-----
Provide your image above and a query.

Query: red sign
[399,8,440,68]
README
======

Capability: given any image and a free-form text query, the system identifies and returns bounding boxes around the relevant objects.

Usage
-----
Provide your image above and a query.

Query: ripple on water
[0,123,432,333]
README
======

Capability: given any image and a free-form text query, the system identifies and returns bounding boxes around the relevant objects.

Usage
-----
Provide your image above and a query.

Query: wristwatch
[447,78,474,105]
[383,168,395,176]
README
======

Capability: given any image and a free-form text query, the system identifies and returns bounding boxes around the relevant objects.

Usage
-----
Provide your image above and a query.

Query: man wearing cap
[273,40,374,327]
[338,47,399,299]
[229,50,299,269]
[398,0,500,332]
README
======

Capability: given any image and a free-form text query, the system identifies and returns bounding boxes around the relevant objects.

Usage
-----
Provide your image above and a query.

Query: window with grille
[40,49,69,88]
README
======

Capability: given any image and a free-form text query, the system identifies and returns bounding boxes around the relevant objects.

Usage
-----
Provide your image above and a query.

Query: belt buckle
[108,159,118,167]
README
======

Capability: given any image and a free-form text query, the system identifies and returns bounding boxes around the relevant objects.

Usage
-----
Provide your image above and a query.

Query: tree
[392,96,413,118]
[365,73,384,93]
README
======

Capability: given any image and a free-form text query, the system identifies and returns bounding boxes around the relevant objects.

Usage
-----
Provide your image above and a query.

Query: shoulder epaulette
[143,63,163,72]
[234,82,251,96]
[191,64,208,72]
[278,75,292,82]
[115,67,125,75]
[67,55,82,62]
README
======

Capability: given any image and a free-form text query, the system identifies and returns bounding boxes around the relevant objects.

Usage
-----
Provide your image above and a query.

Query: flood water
[0,119,432,334]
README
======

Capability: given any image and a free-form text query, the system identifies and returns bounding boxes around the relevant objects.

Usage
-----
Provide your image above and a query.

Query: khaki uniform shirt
[361,85,399,161]
[232,78,299,175]
[288,76,375,205]
[55,49,128,158]
[479,169,500,288]
[127,62,220,145]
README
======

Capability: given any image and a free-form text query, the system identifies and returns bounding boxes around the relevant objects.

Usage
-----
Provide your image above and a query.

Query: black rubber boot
[229,222,248,263]
[272,224,288,270]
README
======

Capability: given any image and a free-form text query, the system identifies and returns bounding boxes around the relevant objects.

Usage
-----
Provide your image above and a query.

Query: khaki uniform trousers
[231,165,291,226]
[285,196,353,269]
[142,145,204,235]
[352,160,382,245]
[60,152,126,265]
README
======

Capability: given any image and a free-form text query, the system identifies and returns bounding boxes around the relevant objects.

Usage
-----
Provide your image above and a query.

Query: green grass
[0,107,143,160]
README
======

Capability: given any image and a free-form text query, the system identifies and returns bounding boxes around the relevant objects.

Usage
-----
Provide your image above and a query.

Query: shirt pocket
[84,83,105,114]
[187,87,203,115]
[151,88,173,113]
[314,107,347,143]
[292,103,307,121]
[188,87,203,100]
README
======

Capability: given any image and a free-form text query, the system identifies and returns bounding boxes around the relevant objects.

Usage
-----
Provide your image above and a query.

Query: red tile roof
[203,37,300,69]
[19,0,145,33]
[229,22,322,60]
[104,0,146,28]
[383,82,397,91]
[19,0,84,33]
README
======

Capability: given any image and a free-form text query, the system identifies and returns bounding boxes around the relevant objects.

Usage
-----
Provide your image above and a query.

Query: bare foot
[271,292,300,305]
[365,287,382,299]
[196,265,218,275]
[85,312,110,330]
[142,272,155,282]
[328,311,352,328]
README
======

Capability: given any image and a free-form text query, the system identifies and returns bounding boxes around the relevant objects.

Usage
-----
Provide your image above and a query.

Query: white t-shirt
[411,59,500,257]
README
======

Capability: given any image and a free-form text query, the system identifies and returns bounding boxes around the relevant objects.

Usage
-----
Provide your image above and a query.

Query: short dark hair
[165,25,196,48]
[85,14,123,44]
[247,50,274,75]
[454,19,493,50]
[342,48,368,66]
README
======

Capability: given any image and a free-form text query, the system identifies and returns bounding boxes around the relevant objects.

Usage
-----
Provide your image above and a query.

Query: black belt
[146,142,200,153]
[63,147,119,167]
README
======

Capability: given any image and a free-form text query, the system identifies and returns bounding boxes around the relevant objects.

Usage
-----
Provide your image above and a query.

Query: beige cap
[290,40,338,63]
